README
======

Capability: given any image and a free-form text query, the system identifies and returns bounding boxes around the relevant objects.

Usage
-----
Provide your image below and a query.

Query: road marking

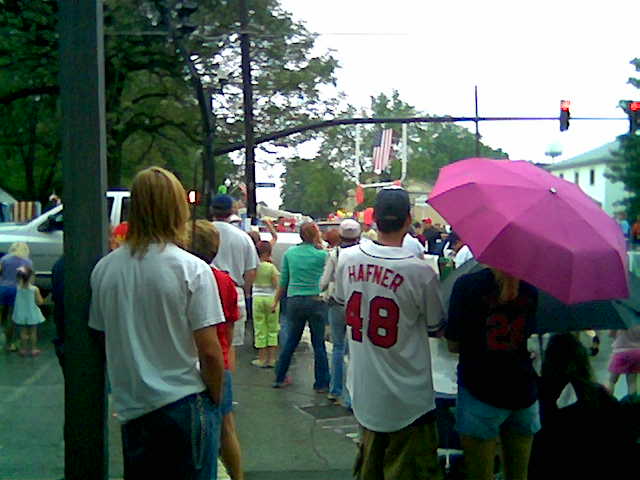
[0,359,53,415]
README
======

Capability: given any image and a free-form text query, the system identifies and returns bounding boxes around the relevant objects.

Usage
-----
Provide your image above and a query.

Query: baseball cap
[339,219,361,239]
[374,187,410,223]
[211,194,233,211]
[422,217,433,225]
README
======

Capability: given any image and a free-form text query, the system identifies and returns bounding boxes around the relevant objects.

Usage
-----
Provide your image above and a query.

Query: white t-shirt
[212,221,259,286]
[335,241,445,433]
[454,245,474,268]
[402,234,425,259]
[89,243,225,422]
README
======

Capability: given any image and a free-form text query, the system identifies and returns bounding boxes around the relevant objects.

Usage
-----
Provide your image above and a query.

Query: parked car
[0,190,130,290]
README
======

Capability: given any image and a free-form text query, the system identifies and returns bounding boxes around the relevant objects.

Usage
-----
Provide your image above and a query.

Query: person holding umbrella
[431,157,632,480]
[446,267,539,480]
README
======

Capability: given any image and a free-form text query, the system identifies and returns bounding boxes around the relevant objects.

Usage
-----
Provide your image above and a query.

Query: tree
[280,158,354,219]
[287,90,509,213]
[0,0,339,199]
[607,58,640,216]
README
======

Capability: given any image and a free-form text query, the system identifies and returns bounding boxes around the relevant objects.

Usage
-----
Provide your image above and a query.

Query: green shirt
[280,243,328,297]
[254,261,279,296]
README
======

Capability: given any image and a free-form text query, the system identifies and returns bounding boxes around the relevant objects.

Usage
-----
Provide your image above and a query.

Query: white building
[546,141,629,215]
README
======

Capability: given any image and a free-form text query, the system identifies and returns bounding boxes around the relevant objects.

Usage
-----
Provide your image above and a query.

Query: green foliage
[0,0,339,199]
[281,158,354,219]
[294,90,509,207]
[607,58,640,217]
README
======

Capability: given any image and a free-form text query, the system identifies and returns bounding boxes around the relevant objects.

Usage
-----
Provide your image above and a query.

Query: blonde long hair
[184,220,220,264]
[8,242,30,259]
[126,166,190,257]
[491,269,520,304]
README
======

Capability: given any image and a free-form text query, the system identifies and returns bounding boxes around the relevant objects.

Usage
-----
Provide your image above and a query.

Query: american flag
[372,128,393,174]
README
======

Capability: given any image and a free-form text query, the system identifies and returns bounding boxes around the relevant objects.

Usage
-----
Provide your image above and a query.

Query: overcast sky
[255,0,639,209]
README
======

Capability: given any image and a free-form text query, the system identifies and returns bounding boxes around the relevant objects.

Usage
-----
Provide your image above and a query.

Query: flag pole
[355,124,361,177]
[401,124,408,183]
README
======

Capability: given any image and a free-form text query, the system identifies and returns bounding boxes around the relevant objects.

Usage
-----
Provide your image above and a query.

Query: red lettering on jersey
[366,264,375,282]
[348,265,356,283]
[380,268,393,288]
[357,264,365,282]
[372,265,383,284]
[389,274,404,293]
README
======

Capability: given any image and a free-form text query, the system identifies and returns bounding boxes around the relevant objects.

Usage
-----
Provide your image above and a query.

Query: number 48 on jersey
[345,291,400,349]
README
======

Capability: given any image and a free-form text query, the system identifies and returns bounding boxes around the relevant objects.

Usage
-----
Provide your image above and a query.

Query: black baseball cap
[374,187,410,223]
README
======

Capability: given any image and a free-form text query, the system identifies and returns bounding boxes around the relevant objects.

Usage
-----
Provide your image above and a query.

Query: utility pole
[59,0,108,478]
[240,0,257,220]
[475,85,480,157]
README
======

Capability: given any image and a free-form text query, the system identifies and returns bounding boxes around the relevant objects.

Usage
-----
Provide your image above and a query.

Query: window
[590,169,595,186]
[121,197,131,222]
[574,172,579,185]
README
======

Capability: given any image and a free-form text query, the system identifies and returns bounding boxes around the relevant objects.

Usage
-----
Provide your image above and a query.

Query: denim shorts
[121,392,221,480]
[221,370,234,416]
[455,386,541,440]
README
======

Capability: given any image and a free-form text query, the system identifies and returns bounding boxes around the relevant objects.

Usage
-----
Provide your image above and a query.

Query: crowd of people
[1,165,639,480]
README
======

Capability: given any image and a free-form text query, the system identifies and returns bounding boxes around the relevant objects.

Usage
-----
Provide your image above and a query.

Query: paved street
[0,318,358,479]
[0,315,633,479]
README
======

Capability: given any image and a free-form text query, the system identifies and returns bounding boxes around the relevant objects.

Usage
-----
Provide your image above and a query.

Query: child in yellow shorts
[252,241,280,368]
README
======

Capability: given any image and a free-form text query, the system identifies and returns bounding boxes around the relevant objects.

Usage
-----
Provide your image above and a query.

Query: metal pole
[59,1,108,478]
[475,85,480,157]
[240,0,257,220]
[355,124,361,176]
[401,123,408,183]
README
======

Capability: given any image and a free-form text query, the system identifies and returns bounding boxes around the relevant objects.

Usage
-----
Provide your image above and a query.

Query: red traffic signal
[559,100,571,131]
[621,100,640,133]
[187,190,201,205]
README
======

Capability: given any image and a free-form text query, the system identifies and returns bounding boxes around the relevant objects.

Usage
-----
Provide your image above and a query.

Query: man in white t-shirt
[402,232,425,259]
[89,167,225,480]
[210,194,260,346]
[335,187,445,480]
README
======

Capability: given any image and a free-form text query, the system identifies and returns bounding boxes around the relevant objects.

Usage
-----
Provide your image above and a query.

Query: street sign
[256,182,276,188]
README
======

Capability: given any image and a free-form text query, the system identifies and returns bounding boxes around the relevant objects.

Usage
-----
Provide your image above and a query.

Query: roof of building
[546,140,621,171]
[0,187,16,205]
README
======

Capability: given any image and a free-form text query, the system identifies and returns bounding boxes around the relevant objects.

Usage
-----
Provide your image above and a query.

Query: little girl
[252,241,280,368]
[12,266,46,357]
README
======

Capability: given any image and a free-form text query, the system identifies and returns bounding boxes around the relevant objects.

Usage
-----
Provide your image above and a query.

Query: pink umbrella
[429,158,629,304]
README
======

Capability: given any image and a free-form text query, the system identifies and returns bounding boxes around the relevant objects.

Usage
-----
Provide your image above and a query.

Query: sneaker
[327,393,339,402]
[251,359,268,368]
[266,360,276,368]
[314,387,329,394]
[31,349,41,357]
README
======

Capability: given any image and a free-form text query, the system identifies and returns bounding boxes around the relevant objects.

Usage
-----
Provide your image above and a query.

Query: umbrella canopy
[441,260,640,334]
[429,158,628,304]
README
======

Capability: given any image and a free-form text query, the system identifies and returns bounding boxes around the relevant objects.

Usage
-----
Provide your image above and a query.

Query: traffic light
[187,190,201,205]
[559,100,571,131]
[624,101,640,134]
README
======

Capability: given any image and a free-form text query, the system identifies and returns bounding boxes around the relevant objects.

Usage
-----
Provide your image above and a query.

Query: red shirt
[211,268,239,369]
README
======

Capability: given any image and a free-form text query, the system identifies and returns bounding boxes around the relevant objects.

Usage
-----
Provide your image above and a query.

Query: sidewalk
[0,321,358,479]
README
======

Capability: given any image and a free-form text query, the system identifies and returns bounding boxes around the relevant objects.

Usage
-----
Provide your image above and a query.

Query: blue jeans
[328,303,347,398]
[121,392,221,480]
[275,296,330,390]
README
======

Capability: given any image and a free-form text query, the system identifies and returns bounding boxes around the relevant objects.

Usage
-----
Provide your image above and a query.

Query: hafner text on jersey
[347,264,405,293]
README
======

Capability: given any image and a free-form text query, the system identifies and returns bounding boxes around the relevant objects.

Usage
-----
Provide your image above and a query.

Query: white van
[0,190,130,289]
